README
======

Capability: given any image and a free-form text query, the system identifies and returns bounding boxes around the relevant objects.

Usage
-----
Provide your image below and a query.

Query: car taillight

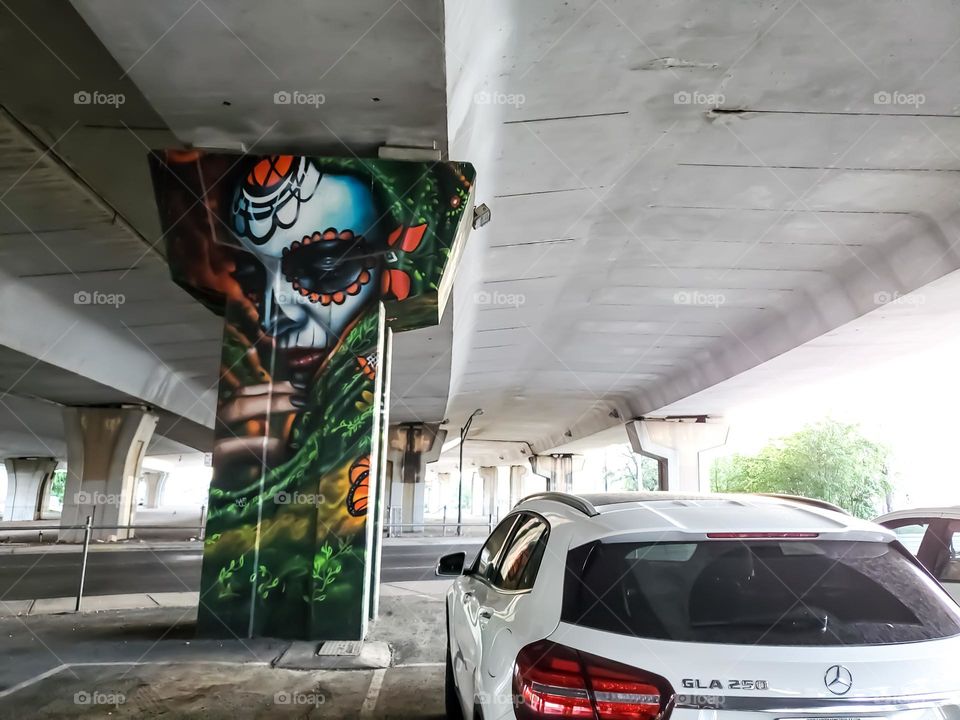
[513,640,675,720]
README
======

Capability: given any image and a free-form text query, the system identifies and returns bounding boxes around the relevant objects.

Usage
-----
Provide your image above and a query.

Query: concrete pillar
[471,471,483,516]
[387,423,445,532]
[626,417,729,492]
[3,458,57,521]
[479,466,497,519]
[509,465,526,506]
[529,454,575,493]
[59,407,158,542]
[140,470,167,509]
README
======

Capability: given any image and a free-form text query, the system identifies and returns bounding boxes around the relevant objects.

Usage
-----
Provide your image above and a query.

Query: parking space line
[0,664,67,700]
[360,667,387,718]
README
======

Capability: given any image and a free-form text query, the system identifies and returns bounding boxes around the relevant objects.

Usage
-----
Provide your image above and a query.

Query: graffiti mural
[149,152,475,639]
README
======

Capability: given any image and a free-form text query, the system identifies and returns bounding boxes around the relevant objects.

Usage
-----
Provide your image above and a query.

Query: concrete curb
[382,536,485,546]
[0,591,199,617]
[0,541,202,555]
[379,580,450,598]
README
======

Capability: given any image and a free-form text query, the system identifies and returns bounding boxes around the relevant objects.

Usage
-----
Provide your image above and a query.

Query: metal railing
[385,505,495,537]
[0,513,207,612]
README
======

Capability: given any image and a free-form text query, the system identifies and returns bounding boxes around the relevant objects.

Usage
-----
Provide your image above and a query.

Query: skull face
[232,157,383,352]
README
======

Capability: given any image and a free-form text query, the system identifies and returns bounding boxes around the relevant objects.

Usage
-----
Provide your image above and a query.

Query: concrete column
[140,470,167,509]
[387,423,445,532]
[479,466,497,519]
[529,454,575,493]
[3,458,57,521]
[626,417,729,492]
[509,465,526,506]
[471,471,483,515]
[59,407,158,542]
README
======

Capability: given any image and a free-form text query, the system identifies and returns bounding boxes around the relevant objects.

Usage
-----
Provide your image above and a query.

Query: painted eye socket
[233,156,320,245]
[246,155,295,191]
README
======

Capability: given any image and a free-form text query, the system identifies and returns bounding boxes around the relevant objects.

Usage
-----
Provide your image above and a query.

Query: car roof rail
[516,492,599,517]
[755,493,849,515]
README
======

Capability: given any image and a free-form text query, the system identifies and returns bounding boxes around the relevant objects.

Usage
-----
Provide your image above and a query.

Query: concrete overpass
[0,0,959,636]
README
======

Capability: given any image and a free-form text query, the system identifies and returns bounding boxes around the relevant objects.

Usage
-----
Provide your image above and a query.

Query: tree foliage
[710,419,891,519]
[604,447,660,492]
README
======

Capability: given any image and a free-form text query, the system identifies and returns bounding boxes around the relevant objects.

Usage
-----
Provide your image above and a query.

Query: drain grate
[316,640,363,657]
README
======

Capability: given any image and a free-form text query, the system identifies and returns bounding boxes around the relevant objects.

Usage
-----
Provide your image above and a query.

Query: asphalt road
[0,542,481,601]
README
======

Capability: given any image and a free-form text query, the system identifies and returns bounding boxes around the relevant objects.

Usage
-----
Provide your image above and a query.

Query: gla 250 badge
[682,679,770,691]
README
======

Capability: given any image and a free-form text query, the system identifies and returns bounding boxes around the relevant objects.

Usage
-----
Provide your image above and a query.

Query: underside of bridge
[1,0,960,643]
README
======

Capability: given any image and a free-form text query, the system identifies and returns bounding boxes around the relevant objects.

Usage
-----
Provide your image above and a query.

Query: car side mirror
[436,551,466,576]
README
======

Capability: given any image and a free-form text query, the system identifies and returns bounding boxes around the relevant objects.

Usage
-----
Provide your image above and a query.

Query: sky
[716,335,960,509]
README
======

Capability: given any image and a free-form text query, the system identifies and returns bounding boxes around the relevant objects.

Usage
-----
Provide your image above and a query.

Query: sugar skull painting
[149,152,475,640]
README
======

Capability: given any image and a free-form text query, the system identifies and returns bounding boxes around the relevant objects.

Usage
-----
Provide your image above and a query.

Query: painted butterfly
[346,455,370,517]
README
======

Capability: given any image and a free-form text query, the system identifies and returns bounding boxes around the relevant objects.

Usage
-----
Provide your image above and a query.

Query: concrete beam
[626,418,728,493]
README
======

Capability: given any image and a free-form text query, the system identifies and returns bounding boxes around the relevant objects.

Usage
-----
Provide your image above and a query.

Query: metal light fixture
[457,408,483,536]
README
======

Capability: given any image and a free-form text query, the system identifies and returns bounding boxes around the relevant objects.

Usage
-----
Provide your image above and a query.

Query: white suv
[438,492,960,720]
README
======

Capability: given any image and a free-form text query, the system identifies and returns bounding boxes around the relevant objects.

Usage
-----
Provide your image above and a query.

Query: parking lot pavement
[0,663,446,719]
[0,590,450,719]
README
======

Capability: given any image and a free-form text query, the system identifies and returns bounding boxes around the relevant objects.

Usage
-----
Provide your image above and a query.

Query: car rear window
[562,539,960,646]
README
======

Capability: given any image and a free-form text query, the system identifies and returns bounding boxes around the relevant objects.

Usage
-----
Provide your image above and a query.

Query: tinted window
[498,515,549,591]
[562,540,960,646]
[473,516,517,581]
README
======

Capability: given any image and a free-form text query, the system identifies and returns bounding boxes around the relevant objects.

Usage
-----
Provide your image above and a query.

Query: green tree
[603,447,660,492]
[49,469,66,503]
[710,419,890,519]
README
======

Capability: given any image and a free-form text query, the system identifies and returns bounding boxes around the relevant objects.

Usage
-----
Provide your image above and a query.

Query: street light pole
[457,408,483,536]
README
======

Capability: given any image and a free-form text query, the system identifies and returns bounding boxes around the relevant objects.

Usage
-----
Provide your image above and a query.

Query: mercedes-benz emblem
[824,665,853,695]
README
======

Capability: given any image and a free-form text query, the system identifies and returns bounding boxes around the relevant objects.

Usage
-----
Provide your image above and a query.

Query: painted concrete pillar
[3,458,57,521]
[150,152,475,641]
[626,418,729,492]
[140,470,167,509]
[479,466,497,519]
[509,465,526,506]
[59,407,157,542]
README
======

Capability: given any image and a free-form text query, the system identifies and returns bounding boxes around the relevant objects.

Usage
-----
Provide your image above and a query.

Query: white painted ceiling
[443,0,960,451]
[4,0,960,462]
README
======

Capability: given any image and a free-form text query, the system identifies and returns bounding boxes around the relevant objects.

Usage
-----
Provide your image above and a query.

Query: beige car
[877,506,960,603]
